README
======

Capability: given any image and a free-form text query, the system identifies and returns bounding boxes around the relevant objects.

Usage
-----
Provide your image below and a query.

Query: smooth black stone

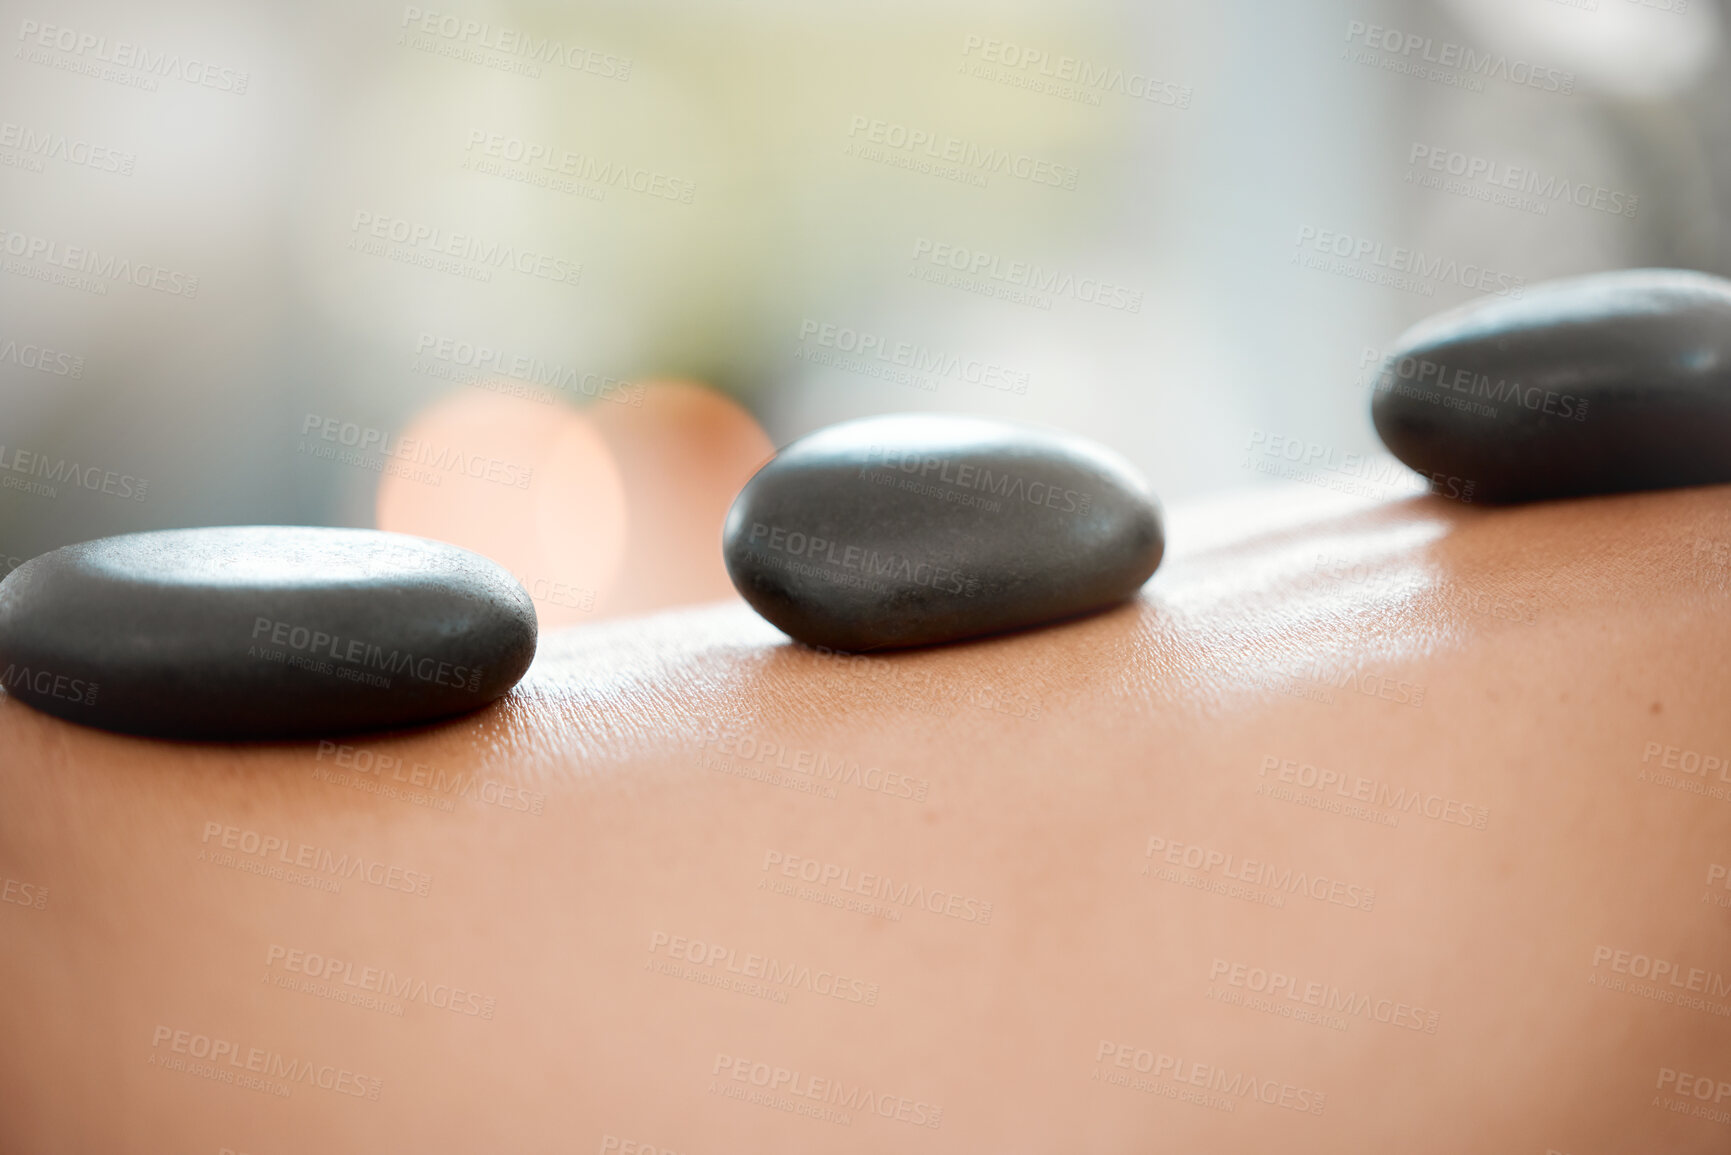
[0,527,536,739]
[722,414,1163,651]
[1370,268,1731,503]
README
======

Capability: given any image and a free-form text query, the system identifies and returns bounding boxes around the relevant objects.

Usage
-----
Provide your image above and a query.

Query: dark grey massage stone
[1371,268,1731,502]
[0,526,536,739]
[722,414,1163,651]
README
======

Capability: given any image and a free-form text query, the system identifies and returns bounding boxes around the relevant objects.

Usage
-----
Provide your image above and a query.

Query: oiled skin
[2,484,1729,1154]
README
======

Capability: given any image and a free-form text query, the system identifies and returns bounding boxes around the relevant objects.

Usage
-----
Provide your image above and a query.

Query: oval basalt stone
[0,526,536,739]
[1371,268,1731,503]
[722,414,1164,651]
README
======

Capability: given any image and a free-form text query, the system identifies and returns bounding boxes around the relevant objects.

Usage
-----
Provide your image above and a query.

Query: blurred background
[1,0,1724,627]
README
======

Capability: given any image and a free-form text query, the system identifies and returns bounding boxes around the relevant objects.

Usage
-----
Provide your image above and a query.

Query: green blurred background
[2,0,1725,619]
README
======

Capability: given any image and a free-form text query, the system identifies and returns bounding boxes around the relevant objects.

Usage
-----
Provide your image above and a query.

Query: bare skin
[2,484,1730,1154]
